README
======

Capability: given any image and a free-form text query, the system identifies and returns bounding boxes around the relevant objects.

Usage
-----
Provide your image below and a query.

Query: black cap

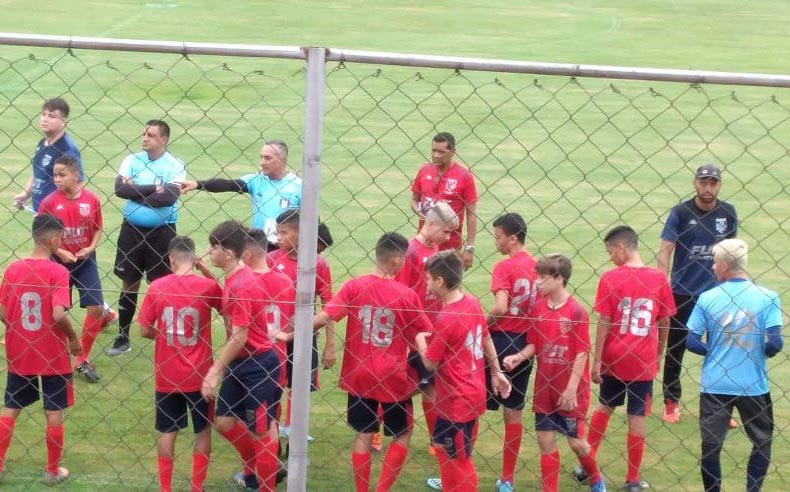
[695,163,721,181]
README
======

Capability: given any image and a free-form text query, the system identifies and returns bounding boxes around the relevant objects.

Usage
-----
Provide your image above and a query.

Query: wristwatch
[464,245,475,254]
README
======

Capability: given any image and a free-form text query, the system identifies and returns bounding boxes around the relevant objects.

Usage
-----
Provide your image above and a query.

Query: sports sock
[254,437,277,492]
[375,441,408,492]
[118,291,138,339]
[0,416,16,471]
[191,452,210,492]
[588,411,611,458]
[219,423,256,476]
[457,457,478,492]
[351,451,372,492]
[76,313,103,364]
[45,424,64,476]
[157,456,174,492]
[626,433,645,482]
[435,447,457,492]
[502,422,522,484]
[577,452,601,483]
[540,451,561,492]
[422,399,437,438]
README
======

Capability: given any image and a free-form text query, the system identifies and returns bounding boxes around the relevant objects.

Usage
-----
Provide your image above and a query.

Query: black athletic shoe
[107,336,131,356]
[75,361,101,383]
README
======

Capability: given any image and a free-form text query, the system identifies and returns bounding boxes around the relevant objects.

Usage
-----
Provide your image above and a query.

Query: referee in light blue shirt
[686,238,783,492]
[108,120,186,356]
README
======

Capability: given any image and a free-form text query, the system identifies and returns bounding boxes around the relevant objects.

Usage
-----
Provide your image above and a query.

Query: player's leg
[737,394,773,492]
[662,294,693,422]
[409,351,437,453]
[375,399,413,492]
[347,395,378,492]
[155,392,190,492]
[111,222,145,355]
[588,376,623,458]
[0,373,33,477]
[41,374,74,485]
[242,351,281,492]
[216,366,259,491]
[535,421,560,492]
[433,418,478,492]
[623,381,653,491]
[566,425,605,492]
[699,393,732,492]
[188,392,213,492]
[157,432,177,492]
[72,257,104,381]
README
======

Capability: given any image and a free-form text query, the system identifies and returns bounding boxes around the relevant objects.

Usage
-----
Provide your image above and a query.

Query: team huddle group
[0,98,784,492]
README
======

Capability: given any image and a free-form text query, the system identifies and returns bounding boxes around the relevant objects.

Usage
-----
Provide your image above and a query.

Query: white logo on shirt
[445,178,458,193]
[715,217,727,234]
[689,219,697,225]
[79,203,90,217]
[56,204,64,211]
[42,155,52,167]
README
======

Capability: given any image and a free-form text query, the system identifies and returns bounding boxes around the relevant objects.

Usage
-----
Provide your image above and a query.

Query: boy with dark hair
[0,214,82,485]
[201,220,282,492]
[311,232,432,492]
[416,251,511,492]
[138,236,222,492]
[317,222,333,254]
[486,212,538,492]
[586,225,676,492]
[503,254,606,492]
[268,209,334,439]
[39,156,108,383]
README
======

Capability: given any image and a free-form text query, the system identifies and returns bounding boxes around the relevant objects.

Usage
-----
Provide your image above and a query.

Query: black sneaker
[624,481,642,492]
[75,361,101,383]
[107,336,131,356]
[572,465,589,483]
[276,460,287,484]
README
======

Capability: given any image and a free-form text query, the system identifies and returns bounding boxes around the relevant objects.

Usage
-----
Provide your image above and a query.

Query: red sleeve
[490,261,511,294]
[316,261,333,304]
[461,169,478,205]
[0,271,10,310]
[572,303,591,354]
[323,280,351,322]
[228,286,253,329]
[93,194,103,230]
[137,285,158,329]
[410,166,424,196]
[424,324,451,366]
[404,291,433,343]
[593,275,613,316]
[51,266,71,309]
[208,282,224,311]
[38,198,52,215]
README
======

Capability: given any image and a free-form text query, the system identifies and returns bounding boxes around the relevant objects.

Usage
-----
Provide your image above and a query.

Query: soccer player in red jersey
[410,132,478,270]
[201,221,282,492]
[268,209,334,438]
[503,254,606,492]
[0,214,82,485]
[38,156,107,383]
[138,236,222,492]
[485,213,539,492]
[311,232,432,492]
[587,226,676,492]
[415,251,511,492]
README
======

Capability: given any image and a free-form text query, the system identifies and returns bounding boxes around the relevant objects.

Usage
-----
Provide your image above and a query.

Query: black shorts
[432,417,477,460]
[486,331,532,411]
[347,395,413,437]
[285,335,319,391]
[4,373,73,411]
[408,350,435,391]
[155,391,214,434]
[114,221,175,283]
[534,412,584,438]
[598,375,653,416]
[217,350,282,435]
[58,253,104,307]
[700,392,773,448]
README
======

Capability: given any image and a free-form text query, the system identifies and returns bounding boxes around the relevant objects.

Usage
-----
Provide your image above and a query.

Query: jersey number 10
[162,306,200,346]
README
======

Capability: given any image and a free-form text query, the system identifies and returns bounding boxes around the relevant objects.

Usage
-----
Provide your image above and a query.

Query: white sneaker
[42,467,69,486]
[426,477,442,490]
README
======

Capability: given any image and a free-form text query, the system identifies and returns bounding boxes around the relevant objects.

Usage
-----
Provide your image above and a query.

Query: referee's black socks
[117,291,139,339]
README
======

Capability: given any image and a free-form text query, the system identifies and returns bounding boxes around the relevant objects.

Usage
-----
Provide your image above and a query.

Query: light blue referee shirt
[688,279,783,396]
[118,151,186,228]
[241,171,302,242]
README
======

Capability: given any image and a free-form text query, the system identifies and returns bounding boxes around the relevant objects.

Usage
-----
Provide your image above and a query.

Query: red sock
[45,424,64,476]
[457,458,478,492]
[285,390,293,427]
[435,448,457,492]
[540,451,560,492]
[422,399,436,437]
[502,422,522,484]
[577,452,601,483]
[588,411,611,458]
[219,423,256,476]
[0,416,16,472]
[375,441,408,492]
[76,314,103,364]
[351,451,372,492]
[158,456,174,492]
[265,438,279,490]
[191,453,210,492]
[254,437,277,492]
[626,433,645,483]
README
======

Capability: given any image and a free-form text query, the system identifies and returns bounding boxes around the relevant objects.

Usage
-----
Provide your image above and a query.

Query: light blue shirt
[241,172,302,242]
[688,279,783,396]
[118,151,186,228]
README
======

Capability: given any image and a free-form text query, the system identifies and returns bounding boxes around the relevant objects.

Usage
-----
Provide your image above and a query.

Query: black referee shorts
[114,221,176,283]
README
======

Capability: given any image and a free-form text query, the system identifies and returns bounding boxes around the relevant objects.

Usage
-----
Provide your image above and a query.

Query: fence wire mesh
[0,45,787,492]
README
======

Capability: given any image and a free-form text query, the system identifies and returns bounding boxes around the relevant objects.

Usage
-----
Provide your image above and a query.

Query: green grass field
[1,1,789,491]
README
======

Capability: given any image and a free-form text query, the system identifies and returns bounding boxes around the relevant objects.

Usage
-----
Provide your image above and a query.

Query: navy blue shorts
[432,417,477,460]
[217,350,282,435]
[599,375,653,416]
[60,253,104,307]
[347,395,413,437]
[156,391,214,434]
[408,350,435,391]
[534,412,584,438]
[4,373,73,411]
[486,331,532,411]
[285,334,319,391]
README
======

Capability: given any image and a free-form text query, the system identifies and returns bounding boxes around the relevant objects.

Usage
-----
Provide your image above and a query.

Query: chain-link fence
[0,35,788,491]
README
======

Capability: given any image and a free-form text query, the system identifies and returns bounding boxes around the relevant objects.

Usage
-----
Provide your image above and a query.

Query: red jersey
[325,274,431,402]
[0,258,71,375]
[254,269,295,386]
[395,238,442,322]
[38,188,103,254]
[490,251,539,334]
[137,273,222,392]
[528,296,591,419]
[424,294,489,422]
[221,267,273,359]
[594,265,676,381]
[267,249,333,304]
[411,162,478,250]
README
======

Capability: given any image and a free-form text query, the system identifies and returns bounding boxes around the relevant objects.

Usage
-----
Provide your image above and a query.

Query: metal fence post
[286,46,326,492]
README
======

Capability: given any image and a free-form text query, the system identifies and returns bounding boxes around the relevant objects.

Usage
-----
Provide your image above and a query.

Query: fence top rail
[2,32,790,88]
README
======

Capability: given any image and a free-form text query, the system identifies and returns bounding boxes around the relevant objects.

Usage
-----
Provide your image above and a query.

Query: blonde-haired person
[686,238,783,492]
